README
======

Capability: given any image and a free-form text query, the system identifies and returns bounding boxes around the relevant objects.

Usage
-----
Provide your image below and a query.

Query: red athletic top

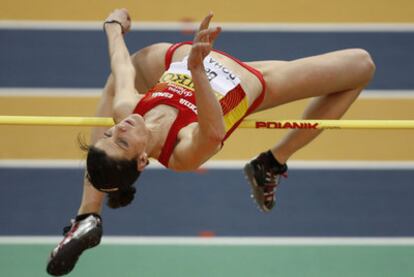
[134,82,198,167]
[134,42,266,168]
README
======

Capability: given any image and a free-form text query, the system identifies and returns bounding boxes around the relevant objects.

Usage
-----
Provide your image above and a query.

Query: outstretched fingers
[194,27,222,44]
[208,26,222,45]
[198,12,214,32]
[188,13,221,70]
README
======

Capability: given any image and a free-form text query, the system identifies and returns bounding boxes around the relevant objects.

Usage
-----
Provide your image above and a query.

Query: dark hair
[85,146,141,209]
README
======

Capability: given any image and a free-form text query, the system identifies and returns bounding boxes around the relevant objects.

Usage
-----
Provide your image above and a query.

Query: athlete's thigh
[131,43,172,92]
[248,49,372,111]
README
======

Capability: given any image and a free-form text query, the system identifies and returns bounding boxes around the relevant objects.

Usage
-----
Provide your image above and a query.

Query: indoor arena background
[1,1,414,276]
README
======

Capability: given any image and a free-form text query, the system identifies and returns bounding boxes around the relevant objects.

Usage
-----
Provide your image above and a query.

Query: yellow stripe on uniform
[222,97,248,132]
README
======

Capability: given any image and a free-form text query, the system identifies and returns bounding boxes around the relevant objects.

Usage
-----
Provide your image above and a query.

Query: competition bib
[160,55,241,98]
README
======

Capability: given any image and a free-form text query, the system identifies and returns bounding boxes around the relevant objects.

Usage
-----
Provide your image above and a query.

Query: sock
[263,150,288,173]
[63,213,102,235]
[75,213,101,222]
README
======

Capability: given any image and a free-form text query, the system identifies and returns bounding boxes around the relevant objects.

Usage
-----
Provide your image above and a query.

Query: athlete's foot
[244,151,288,212]
[46,213,103,276]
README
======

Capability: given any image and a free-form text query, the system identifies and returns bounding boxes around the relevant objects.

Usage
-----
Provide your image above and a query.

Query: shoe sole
[244,163,271,213]
[46,226,102,276]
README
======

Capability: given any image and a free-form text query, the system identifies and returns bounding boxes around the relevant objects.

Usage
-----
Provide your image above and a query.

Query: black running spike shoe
[244,152,288,212]
[46,214,103,276]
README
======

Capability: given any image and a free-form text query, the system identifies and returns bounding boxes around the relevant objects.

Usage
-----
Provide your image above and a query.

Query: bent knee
[346,48,376,84]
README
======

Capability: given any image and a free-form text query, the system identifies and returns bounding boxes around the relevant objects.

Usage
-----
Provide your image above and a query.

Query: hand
[104,8,131,34]
[188,13,221,71]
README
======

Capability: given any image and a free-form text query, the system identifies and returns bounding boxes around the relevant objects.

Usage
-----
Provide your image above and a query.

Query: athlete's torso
[130,43,265,168]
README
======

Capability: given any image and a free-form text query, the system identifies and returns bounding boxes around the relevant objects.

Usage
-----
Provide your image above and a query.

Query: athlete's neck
[142,107,178,159]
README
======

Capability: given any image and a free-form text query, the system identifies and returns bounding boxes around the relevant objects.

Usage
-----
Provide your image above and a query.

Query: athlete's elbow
[113,99,135,122]
[206,128,226,144]
[112,63,136,79]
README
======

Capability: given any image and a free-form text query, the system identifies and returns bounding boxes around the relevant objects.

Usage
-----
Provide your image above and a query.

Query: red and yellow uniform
[134,42,265,167]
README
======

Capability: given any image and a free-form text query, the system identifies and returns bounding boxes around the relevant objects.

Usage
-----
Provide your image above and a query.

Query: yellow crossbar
[240,119,414,129]
[0,116,414,129]
[0,116,114,127]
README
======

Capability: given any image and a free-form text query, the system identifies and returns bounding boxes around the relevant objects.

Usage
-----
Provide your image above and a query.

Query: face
[95,114,149,163]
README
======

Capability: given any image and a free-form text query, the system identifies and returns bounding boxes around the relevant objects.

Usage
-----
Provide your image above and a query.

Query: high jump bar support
[0,116,414,129]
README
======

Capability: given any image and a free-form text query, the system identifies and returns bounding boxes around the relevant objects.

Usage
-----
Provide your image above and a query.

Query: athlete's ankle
[77,207,102,217]
[264,150,286,167]
[270,148,290,165]
[75,213,102,222]
[254,150,287,174]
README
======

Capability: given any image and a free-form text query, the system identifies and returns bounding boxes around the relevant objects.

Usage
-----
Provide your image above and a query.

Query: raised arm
[169,14,225,170]
[188,13,225,143]
[104,8,139,122]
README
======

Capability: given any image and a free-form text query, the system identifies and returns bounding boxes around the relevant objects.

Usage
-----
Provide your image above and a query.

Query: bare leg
[249,48,376,163]
[46,75,116,276]
[244,49,375,212]
[77,181,105,215]
[77,75,115,215]
[272,88,362,163]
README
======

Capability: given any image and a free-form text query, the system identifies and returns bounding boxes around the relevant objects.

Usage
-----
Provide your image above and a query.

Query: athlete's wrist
[188,63,205,72]
[104,20,124,34]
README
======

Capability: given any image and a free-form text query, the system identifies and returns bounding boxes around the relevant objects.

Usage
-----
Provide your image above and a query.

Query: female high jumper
[46,8,375,276]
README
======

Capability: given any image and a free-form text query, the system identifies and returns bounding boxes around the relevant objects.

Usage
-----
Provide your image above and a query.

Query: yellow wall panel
[1,0,414,22]
[0,96,413,160]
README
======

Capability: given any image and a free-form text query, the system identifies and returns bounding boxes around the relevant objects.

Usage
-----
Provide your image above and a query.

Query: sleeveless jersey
[134,45,265,168]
